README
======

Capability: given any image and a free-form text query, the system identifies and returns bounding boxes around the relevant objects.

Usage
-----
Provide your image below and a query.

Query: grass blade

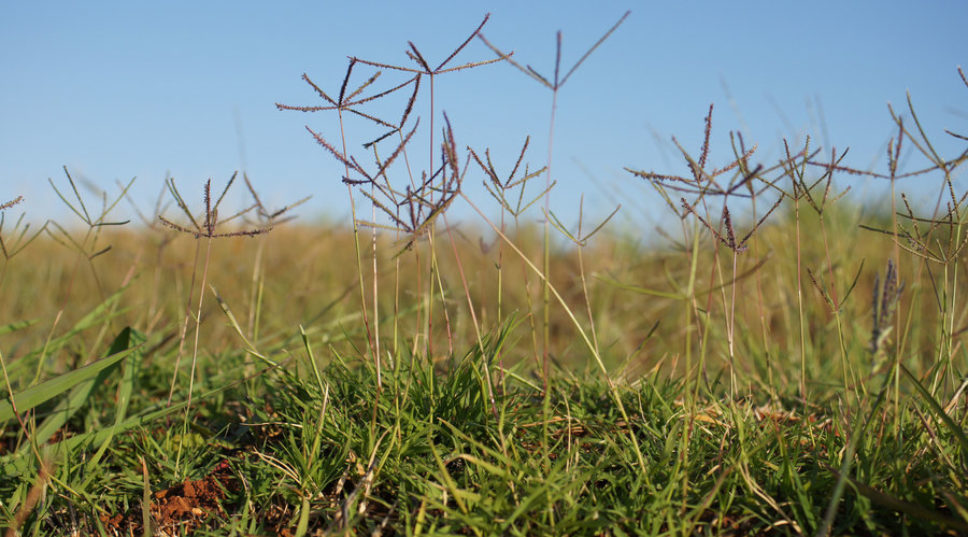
[0,333,137,423]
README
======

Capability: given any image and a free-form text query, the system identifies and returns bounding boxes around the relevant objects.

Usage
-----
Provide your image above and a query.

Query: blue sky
[2,2,965,230]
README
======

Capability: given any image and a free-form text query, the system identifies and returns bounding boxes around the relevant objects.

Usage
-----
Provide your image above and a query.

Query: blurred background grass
[1,197,933,401]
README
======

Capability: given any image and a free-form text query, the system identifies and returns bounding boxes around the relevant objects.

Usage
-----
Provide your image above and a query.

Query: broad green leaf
[0,330,137,423]
[83,328,147,479]
[26,328,137,450]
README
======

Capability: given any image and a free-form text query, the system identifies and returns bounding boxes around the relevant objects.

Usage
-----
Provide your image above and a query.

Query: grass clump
[2,13,968,537]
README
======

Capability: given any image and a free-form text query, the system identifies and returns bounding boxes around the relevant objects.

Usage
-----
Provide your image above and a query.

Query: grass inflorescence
[2,15,968,537]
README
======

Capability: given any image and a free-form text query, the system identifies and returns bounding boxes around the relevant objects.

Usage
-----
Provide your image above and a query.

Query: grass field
[2,15,968,537]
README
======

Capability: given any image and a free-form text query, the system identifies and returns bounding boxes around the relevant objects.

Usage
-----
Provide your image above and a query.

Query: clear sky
[2,2,965,231]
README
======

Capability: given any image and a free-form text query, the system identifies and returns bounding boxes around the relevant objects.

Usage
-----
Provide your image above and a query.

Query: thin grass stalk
[460,192,648,474]
[392,126,419,367]
[422,233,436,362]
[246,228,267,341]
[889,136,902,431]
[728,248,739,395]
[371,180,381,387]
[513,211,542,378]
[477,18,628,470]
[799,141,857,401]
[575,211,600,358]
[391,229,401,371]
[495,206,507,390]
[678,215,704,507]
[816,215,857,401]
[941,200,966,396]
[676,189,744,503]
[418,239,430,360]
[366,18,499,363]
[535,39,563,477]
[886,101,965,412]
[442,216,497,417]
[705,206,736,397]
[945,266,959,391]
[936,263,954,392]
[683,217,700,384]
[167,238,201,407]
[891,193,949,408]
[547,199,620,364]
[793,182,808,404]
[424,77,438,362]
[693,225,718,401]
[497,211,505,326]
[741,175,781,399]
[336,109,381,390]
[0,348,48,469]
[427,230,455,358]
[175,234,213,473]
[542,84,558,394]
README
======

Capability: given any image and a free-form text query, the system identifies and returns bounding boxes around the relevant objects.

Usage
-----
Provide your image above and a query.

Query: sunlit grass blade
[0,332,138,423]
[901,363,968,454]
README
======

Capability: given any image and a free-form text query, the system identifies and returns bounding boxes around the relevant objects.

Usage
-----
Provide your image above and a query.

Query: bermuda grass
[2,13,967,536]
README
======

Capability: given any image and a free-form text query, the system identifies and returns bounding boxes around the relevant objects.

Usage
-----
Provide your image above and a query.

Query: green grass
[2,14,968,536]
